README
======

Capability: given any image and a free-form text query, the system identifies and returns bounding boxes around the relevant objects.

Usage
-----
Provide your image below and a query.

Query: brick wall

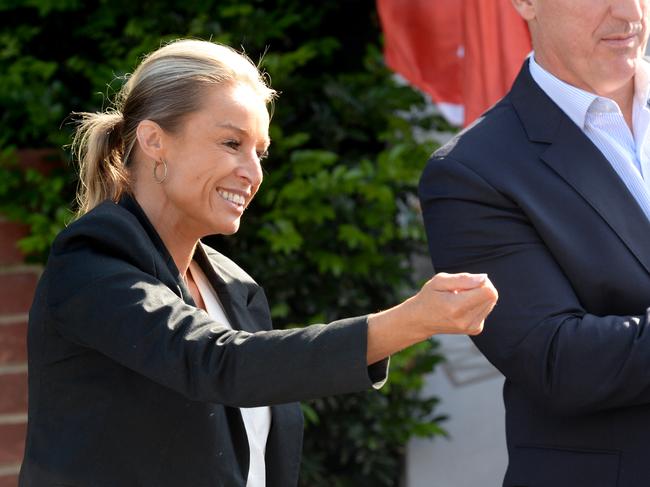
[0,218,40,487]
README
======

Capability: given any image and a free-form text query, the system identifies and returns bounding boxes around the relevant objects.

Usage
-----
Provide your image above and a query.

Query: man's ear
[511,0,536,21]
[135,120,165,161]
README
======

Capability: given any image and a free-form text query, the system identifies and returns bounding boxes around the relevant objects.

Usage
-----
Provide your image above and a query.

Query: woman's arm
[43,210,496,407]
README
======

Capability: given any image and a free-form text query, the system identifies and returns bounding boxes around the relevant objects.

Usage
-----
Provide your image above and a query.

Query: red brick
[0,374,27,415]
[0,474,18,487]
[0,222,28,266]
[0,273,38,315]
[0,323,27,365]
[0,423,26,465]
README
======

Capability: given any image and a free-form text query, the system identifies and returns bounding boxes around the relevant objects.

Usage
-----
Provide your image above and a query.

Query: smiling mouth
[217,189,246,207]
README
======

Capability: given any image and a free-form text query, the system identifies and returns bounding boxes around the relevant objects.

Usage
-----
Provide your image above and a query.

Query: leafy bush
[0,149,74,261]
[0,1,454,484]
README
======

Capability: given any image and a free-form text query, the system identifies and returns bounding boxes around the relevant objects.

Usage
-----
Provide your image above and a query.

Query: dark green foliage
[0,149,75,262]
[0,1,455,484]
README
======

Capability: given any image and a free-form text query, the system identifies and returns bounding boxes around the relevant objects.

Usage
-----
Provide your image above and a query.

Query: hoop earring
[153,159,168,184]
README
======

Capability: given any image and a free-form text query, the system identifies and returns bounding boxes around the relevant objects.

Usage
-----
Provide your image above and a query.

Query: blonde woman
[20,39,497,487]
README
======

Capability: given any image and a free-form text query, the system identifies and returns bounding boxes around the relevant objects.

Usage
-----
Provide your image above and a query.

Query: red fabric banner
[377,0,531,126]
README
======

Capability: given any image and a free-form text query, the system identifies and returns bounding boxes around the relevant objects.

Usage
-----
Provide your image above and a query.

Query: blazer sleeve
[43,231,386,408]
[419,155,650,416]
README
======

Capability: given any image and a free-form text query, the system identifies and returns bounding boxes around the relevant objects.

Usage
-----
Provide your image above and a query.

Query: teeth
[218,189,245,206]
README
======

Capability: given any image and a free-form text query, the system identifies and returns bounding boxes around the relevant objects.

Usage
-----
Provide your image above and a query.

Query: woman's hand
[410,272,498,336]
[366,272,498,364]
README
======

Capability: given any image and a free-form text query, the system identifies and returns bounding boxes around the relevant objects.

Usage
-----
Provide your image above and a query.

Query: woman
[19,39,497,487]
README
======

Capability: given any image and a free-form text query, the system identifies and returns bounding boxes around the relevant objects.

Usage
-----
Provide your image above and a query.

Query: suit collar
[509,59,565,143]
[119,193,175,269]
[510,60,650,275]
[527,54,599,131]
[194,243,268,333]
[119,193,265,331]
[193,243,243,330]
[118,193,194,302]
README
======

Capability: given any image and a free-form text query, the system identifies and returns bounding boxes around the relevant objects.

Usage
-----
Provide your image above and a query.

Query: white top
[528,53,650,222]
[189,261,271,487]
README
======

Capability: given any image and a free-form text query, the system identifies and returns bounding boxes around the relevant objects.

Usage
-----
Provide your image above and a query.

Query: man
[419,1,650,486]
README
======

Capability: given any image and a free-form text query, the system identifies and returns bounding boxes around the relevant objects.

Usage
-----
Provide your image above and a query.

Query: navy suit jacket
[20,194,384,487]
[419,61,650,487]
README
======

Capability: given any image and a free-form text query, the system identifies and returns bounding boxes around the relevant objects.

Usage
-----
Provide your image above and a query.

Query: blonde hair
[71,39,276,216]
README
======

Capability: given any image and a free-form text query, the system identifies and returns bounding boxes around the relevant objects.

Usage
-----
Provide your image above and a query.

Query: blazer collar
[510,60,650,275]
[118,193,194,303]
[119,193,262,331]
[193,244,254,333]
[119,193,174,266]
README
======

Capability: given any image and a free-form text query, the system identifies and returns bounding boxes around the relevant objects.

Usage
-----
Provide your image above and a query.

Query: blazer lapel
[119,194,265,329]
[194,245,301,486]
[511,61,650,276]
[194,244,266,333]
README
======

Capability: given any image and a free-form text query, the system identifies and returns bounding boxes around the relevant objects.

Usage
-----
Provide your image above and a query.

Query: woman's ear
[135,120,166,161]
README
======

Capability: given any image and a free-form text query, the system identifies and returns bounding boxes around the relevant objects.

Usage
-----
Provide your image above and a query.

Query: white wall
[404,334,507,487]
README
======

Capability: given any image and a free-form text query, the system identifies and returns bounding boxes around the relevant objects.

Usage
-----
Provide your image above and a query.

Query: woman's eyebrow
[216,122,270,146]
[216,122,246,133]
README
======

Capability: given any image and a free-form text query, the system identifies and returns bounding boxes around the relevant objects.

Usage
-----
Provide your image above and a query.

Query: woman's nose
[235,152,263,188]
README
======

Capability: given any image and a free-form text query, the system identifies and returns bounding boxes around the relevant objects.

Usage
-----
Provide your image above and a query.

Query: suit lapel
[193,243,267,333]
[510,61,650,276]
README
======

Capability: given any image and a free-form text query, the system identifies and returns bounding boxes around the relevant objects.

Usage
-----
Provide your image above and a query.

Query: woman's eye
[257,150,269,161]
[224,140,241,150]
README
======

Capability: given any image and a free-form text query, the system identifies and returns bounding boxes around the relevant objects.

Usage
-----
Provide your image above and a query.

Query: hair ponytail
[72,110,130,216]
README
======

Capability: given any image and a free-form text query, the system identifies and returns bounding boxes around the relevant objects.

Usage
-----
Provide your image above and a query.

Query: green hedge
[0,1,455,485]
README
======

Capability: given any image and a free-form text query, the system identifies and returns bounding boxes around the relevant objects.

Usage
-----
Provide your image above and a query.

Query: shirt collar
[634,58,650,110]
[529,53,650,128]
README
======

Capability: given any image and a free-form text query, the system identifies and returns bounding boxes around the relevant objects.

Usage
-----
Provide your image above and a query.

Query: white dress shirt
[529,54,650,222]
[189,261,271,487]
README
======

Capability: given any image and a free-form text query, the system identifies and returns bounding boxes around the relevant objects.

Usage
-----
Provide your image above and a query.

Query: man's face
[514,0,650,97]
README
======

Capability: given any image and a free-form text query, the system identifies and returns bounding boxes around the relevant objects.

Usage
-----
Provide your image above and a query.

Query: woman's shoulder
[42,200,167,308]
[53,200,145,252]
[48,199,159,278]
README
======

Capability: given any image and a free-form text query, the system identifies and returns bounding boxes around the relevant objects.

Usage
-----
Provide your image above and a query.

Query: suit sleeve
[44,242,387,408]
[419,155,650,416]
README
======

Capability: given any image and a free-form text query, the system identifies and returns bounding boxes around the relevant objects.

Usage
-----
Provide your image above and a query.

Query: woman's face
[159,83,270,237]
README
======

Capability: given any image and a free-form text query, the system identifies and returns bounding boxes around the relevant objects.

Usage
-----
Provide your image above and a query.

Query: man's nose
[610,0,645,22]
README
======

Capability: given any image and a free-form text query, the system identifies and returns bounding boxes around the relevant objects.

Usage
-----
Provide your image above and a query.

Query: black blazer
[419,61,650,487]
[20,195,385,487]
